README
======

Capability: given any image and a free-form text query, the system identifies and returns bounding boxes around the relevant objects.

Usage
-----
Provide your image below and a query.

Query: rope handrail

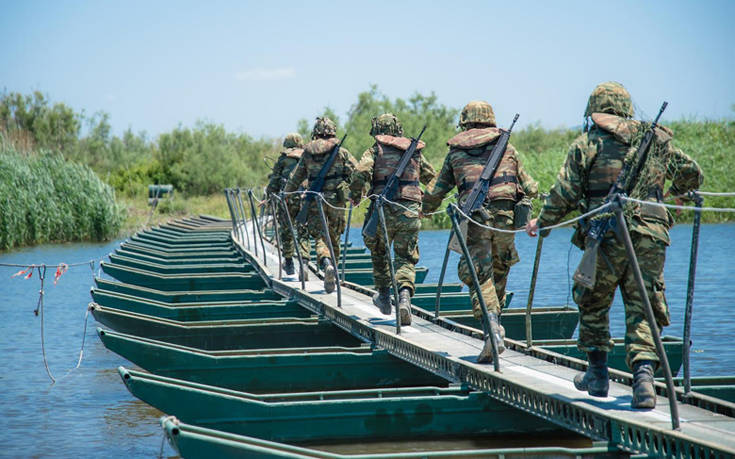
[621,196,735,213]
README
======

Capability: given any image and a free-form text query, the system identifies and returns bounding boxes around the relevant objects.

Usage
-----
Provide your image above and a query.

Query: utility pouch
[513,197,533,229]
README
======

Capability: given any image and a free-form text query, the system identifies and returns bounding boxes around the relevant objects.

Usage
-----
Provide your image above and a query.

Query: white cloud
[235,67,296,81]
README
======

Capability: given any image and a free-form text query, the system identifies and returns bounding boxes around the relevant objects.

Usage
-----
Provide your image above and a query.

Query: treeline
[3,88,733,227]
[1,91,276,197]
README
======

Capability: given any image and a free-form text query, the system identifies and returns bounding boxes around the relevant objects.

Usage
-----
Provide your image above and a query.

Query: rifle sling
[373,179,420,187]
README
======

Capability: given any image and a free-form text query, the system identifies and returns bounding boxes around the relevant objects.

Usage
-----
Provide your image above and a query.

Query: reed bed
[0,142,123,251]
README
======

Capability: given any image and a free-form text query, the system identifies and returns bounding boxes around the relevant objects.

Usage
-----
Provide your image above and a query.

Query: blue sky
[1,1,733,138]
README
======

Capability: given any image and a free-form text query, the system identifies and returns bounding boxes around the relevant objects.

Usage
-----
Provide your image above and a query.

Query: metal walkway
[239,220,735,459]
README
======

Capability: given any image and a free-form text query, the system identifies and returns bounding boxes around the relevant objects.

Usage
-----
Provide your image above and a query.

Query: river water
[0,223,733,457]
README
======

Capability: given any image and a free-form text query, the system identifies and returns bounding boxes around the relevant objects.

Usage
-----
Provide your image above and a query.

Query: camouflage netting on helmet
[312,117,337,139]
[585,81,634,118]
[459,100,496,130]
[283,132,304,148]
[370,113,403,137]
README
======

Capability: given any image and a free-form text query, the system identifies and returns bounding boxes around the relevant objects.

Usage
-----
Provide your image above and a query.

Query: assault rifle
[362,125,427,239]
[295,134,347,224]
[448,114,519,253]
[573,101,668,289]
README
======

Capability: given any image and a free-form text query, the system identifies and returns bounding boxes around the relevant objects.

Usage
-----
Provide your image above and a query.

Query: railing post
[278,193,306,290]
[683,192,703,395]
[377,198,402,334]
[434,237,452,319]
[268,194,283,280]
[316,197,342,308]
[525,231,546,348]
[247,189,267,265]
[224,189,238,241]
[341,203,353,284]
[235,189,251,249]
[448,205,501,371]
[612,195,679,430]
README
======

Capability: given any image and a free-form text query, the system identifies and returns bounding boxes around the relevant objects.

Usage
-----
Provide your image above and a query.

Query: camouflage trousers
[303,197,345,265]
[363,201,421,293]
[277,198,311,261]
[458,207,519,318]
[573,232,670,369]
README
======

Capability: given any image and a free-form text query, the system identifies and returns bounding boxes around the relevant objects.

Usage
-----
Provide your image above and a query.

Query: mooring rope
[4,256,106,384]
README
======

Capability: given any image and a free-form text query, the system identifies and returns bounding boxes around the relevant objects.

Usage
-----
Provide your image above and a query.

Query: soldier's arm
[266,156,285,195]
[349,146,375,202]
[665,145,703,196]
[536,139,587,228]
[513,148,539,199]
[422,153,455,214]
[283,155,307,193]
[418,153,437,186]
[342,148,358,179]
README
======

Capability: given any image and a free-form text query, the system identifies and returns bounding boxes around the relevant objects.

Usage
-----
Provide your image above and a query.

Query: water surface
[1,223,733,457]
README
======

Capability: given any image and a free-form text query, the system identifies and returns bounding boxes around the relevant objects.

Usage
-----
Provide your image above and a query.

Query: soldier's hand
[258,200,266,209]
[525,218,539,237]
[663,191,684,216]
[350,197,361,207]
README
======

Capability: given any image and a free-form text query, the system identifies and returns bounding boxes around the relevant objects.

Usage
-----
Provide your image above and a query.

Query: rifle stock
[573,238,600,289]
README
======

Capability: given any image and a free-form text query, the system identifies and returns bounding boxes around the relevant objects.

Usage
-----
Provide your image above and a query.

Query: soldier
[284,117,356,293]
[349,113,436,325]
[423,101,538,362]
[265,133,310,277]
[526,81,703,408]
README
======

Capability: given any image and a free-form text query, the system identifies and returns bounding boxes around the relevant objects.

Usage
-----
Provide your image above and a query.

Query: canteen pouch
[513,197,533,229]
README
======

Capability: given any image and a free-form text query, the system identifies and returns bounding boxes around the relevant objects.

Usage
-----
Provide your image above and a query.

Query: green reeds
[0,141,123,251]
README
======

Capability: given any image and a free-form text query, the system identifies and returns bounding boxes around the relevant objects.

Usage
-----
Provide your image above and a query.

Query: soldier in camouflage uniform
[526,82,703,408]
[423,101,538,362]
[284,117,357,293]
[349,114,437,325]
[265,133,311,277]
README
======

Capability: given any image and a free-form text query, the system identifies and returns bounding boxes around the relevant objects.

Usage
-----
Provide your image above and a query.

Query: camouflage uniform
[284,118,356,268]
[349,114,436,315]
[423,102,538,320]
[265,133,310,262]
[536,82,703,371]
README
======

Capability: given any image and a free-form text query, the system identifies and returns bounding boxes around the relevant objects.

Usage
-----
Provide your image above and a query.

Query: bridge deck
[239,221,735,458]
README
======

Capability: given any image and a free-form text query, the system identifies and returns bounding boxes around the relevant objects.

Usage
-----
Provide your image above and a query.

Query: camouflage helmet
[459,100,496,130]
[370,113,403,137]
[282,132,303,148]
[311,116,337,139]
[584,81,634,118]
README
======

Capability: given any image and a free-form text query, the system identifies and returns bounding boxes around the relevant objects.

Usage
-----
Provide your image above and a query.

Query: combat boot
[477,321,505,363]
[573,350,609,397]
[372,288,392,315]
[284,258,295,276]
[322,258,336,293]
[631,360,657,409]
[398,288,412,326]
